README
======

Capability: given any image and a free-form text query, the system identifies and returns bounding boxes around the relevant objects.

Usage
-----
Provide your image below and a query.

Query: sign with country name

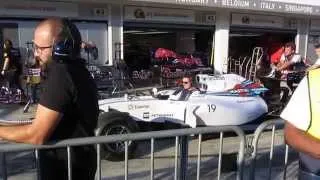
[129,0,320,16]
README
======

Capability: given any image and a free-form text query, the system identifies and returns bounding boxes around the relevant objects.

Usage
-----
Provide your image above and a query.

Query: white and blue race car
[96,74,269,159]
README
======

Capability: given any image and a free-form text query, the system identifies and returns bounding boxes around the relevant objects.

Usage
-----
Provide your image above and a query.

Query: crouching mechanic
[0,18,99,180]
[282,65,320,179]
[170,76,199,101]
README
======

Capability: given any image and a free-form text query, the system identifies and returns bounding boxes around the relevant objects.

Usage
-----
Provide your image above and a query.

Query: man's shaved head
[35,18,64,44]
[33,18,81,67]
[33,18,65,67]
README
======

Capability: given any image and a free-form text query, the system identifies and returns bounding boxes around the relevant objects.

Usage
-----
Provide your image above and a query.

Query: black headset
[52,18,81,63]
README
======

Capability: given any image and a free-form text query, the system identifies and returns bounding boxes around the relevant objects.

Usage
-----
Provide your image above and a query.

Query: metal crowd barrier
[0,126,246,180]
[249,119,287,180]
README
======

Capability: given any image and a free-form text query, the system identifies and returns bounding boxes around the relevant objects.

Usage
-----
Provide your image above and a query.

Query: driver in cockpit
[169,76,199,101]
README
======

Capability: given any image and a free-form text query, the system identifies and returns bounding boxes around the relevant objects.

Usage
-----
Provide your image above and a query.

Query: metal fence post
[125,141,129,180]
[179,135,188,180]
[249,119,284,180]
[283,145,289,180]
[174,136,179,180]
[96,144,101,180]
[0,125,247,180]
[150,138,154,180]
[217,132,224,180]
[196,134,202,180]
[67,146,72,180]
[236,128,246,180]
[0,153,7,180]
[35,149,41,180]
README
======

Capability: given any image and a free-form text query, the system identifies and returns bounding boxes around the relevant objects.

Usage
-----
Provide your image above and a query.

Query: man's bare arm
[285,121,320,159]
[2,57,9,71]
[0,104,62,145]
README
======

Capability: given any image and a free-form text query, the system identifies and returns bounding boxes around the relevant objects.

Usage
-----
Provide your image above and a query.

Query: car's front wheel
[97,115,138,161]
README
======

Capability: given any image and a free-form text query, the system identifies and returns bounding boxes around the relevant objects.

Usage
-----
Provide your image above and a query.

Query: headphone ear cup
[52,39,74,62]
[52,19,80,63]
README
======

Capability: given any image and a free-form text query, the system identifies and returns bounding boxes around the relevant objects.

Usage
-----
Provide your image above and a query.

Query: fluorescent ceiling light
[133,31,170,35]
[230,33,262,37]
[124,30,144,34]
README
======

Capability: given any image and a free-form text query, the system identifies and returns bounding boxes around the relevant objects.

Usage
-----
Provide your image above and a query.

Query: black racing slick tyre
[97,113,138,161]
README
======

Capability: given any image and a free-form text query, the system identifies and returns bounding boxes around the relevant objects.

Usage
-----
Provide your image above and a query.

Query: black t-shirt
[38,59,98,178]
[40,59,98,140]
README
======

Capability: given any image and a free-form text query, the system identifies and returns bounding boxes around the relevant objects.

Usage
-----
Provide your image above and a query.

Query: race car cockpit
[168,87,200,101]
[151,87,199,101]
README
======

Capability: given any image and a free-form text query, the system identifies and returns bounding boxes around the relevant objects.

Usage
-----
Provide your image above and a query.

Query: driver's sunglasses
[183,81,190,84]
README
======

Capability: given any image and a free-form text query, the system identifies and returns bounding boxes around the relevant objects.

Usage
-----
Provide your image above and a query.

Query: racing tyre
[98,115,138,161]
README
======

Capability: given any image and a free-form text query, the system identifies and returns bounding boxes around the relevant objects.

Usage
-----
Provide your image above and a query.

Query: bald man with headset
[0,18,99,179]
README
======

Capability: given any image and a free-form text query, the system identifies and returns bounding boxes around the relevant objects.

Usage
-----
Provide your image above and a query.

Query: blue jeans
[31,84,39,103]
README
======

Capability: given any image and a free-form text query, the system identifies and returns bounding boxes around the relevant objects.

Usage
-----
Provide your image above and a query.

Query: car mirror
[152,88,158,96]
[124,94,128,100]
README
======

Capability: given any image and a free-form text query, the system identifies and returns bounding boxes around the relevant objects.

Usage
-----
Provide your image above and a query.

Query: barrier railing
[0,126,246,180]
[249,119,287,180]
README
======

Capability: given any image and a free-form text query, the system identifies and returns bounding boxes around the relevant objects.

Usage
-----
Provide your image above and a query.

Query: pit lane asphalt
[0,104,299,180]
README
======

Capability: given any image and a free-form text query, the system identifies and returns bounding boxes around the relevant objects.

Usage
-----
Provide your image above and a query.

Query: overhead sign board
[125,6,216,25]
[124,6,195,23]
[231,13,285,28]
[0,1,78,17]
[311,20,320,31]
[130,0,320,16]
[231,13,297,29]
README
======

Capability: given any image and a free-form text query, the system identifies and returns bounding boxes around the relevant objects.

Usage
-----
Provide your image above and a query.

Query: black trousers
[39,146,96,180]
[299,169,320,180]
